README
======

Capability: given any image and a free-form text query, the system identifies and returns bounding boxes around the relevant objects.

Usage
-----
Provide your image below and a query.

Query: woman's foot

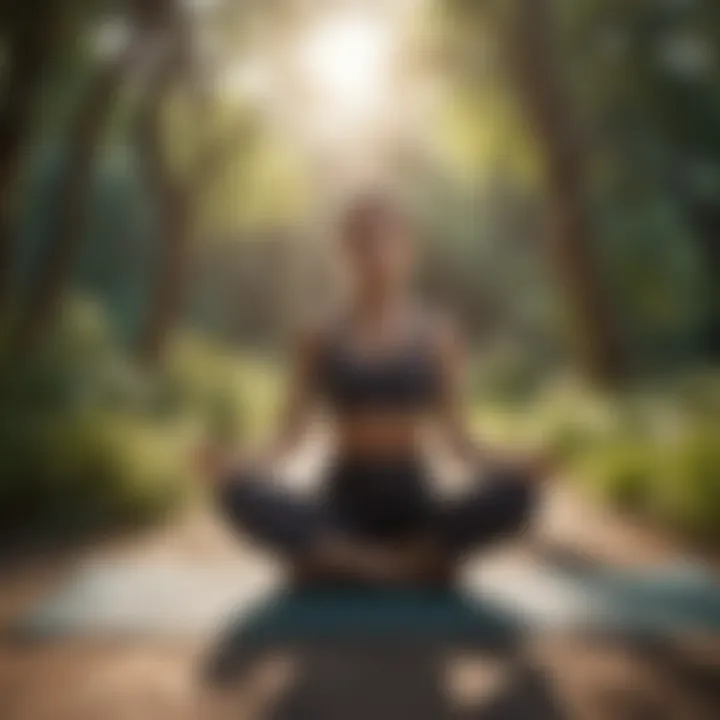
[295,536,455,588]
[389,538,455,587]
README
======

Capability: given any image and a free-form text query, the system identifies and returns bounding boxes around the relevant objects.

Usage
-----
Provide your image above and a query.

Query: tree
[0,1,64,310]
[501,0,625,384]
[132,0,256,365]
[18,52,130,351]
[556,0,720,365]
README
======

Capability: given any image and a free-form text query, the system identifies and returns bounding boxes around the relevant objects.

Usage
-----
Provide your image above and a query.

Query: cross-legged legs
[217,470,429,584]
[433,467,538,558]
[215,465,539,585]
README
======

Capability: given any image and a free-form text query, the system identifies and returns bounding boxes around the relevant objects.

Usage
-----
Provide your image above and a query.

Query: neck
[354,287,410,325]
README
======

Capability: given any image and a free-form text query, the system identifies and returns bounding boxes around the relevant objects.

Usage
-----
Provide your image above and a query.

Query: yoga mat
[12,555,720,642]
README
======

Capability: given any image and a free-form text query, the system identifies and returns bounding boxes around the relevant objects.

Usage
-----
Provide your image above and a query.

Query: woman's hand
[488,445,557,483]
[194,442,253,487]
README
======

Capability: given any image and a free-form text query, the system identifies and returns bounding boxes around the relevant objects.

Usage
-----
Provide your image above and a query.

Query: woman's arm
[434,316,552,477]
[200,324,322,480]
[254,324,322,468]
[434,316,490,467]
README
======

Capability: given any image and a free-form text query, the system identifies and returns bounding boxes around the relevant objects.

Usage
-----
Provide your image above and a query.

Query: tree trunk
[134,44,191,366]
[504,0,625,385]
[132,0,254,365]
[17,58,127,352]
[130,0,206,366]
[138,186,192,365]
[0,3,62,310]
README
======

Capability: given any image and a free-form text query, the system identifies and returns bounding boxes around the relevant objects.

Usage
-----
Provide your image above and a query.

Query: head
[339,193,416,301]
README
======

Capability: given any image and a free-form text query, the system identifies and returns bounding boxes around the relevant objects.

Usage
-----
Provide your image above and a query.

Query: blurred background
[0,0,718,554]
[1,2,720,719]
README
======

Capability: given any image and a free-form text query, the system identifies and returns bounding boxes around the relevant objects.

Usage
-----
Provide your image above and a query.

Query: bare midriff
[332,410,428,459]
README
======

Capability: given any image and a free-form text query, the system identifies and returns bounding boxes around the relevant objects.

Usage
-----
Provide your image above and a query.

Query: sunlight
[91,17,131,60]
[298,12,394,115]
[221,58,271,104]
[218,4,417,186]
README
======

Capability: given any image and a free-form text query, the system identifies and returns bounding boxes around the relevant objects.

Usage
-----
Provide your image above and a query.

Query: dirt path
[1,633,719,719]
[1,484,719,719]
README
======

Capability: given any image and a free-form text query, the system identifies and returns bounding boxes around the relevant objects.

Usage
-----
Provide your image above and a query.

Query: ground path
[1,475,719,719]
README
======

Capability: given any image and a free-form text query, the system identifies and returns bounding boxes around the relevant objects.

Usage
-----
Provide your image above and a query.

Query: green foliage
[158,335,250,443]
[440,0,719,369]
[561,0,720,363]
[569,381,719,541]
[0,293,290,543]
[653,422,720,540]
[0,411,188,537]
[531,381,627,465]
[15,148,156,344]
[471,366,720,542]
[595,187,710,365]
[0,299,211,540]
[436,81,540,186]
[583,440,656,514]
[581,418,720,542]
[670,368,720,417]
[470,343,546,405]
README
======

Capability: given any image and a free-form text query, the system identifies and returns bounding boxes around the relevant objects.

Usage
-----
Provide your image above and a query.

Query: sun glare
[299,13,393,113]
[220,7,409,173]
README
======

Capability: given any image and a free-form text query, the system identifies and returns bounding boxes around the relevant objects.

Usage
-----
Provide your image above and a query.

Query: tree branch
[18,52,131,352]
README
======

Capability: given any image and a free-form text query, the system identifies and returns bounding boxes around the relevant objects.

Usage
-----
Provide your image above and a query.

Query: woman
[205,194,545,585]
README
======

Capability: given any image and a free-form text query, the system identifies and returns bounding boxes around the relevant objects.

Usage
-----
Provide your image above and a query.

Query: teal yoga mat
[214,585,522,646]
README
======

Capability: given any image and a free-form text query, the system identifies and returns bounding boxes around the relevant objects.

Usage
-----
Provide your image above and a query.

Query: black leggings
[218,459,537,559]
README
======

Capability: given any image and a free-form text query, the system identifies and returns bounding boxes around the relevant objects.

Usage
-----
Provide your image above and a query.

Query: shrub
[582,440,657,514]
[0,300,194,541]
[475,370,720,543]
[652,423,720,541]
[156,335,248,442]
[529,379,627,466]
[470,344,544,405]
[672,368,720,419]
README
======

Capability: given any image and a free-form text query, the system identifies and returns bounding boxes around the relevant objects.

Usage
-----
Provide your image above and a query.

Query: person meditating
[204,193,546,585]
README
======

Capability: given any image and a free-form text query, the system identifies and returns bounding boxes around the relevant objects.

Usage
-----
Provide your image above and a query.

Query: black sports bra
[317,317,443,413]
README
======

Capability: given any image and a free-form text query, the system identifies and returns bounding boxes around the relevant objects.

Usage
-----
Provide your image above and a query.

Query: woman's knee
[216,475,325,554]
[216,474,256,525]
[438,470,537,555]
[459,467,538,541]
[486,468,538,531]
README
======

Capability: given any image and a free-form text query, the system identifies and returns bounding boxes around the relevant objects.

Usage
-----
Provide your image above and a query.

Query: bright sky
[298,12,395,115]
[223,4,407,122]
[220,0,429,199]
